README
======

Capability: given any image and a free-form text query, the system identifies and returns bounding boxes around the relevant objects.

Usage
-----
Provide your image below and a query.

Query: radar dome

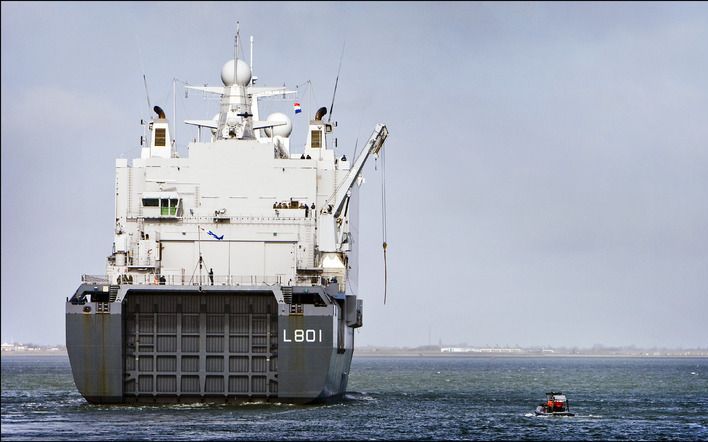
[221,59,252,86]
[264,112,292,138]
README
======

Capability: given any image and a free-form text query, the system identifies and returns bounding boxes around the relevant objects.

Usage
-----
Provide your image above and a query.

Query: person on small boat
[535,392,574,416]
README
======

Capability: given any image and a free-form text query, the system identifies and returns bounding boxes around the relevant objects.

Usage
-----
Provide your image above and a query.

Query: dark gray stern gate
[123,292,278,401]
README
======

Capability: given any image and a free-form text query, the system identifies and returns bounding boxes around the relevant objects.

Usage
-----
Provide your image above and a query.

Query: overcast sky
[2,2,707,348]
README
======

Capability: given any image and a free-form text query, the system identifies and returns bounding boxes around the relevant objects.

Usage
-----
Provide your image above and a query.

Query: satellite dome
[221,59,252,86]
[264,112,292,138]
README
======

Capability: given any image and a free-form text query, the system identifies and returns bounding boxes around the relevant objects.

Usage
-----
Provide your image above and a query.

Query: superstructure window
[310,130,322,148]
[142,193,181,217]
[160,198,180,216]
[155,128,166,147]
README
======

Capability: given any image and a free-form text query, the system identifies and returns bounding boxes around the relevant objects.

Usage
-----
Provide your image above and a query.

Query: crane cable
[380,147,388,305]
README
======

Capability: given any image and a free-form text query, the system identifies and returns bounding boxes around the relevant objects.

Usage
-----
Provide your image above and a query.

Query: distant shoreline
[353,351,708,358]
[1,351,68,357]
[2,350,707,358]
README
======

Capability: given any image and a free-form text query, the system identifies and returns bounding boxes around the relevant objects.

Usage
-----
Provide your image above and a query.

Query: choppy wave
[2,355,707,440]
[343,391,377,402]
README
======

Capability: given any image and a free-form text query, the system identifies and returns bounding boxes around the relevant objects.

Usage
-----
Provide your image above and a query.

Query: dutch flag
[293,102,302,114]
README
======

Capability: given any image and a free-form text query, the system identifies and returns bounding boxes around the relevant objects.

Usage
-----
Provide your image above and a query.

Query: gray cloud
[2,2,707,348]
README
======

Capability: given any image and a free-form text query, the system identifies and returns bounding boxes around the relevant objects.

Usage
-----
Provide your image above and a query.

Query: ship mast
[250,35,254,85]
[233,21,239,87]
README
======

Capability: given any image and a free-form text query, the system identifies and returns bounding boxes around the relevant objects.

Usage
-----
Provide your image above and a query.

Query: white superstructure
[107,46,388,292]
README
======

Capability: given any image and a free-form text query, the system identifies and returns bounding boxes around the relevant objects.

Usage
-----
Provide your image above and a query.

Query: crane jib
[326,124,389,217]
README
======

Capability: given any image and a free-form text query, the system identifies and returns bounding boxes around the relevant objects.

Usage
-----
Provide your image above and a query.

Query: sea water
[2,355,706,440]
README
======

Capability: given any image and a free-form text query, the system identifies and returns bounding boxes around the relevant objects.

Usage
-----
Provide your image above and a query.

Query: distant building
[441,346,522,353]
[1,342,39,352]
[1,343,28,351]
[441,347,473,353]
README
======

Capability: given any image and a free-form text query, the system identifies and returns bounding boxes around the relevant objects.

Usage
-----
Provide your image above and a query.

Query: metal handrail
[123,214,317,223]
[82,273,338,288]
[81,275,110,284]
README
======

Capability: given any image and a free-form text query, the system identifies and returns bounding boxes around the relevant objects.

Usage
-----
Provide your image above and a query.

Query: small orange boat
[534,392,575,416]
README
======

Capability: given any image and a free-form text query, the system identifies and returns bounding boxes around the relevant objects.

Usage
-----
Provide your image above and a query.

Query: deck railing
[81,273,339,288]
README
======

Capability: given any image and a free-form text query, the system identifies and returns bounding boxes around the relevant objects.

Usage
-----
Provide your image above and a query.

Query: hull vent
[282,286,293,304]
[109,285,120,303]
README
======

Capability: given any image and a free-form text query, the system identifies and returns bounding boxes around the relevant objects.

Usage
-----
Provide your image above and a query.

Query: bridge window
[142,194,181,217]
[160,198,180,216]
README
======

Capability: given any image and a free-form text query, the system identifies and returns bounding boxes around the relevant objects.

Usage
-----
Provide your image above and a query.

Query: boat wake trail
[343,391,377,402]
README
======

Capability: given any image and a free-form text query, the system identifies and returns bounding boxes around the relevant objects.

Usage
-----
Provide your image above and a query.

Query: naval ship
[65,31,388,404]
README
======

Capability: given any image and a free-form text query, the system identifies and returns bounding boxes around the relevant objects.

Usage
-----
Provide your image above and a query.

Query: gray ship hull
[66,283,361,404]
